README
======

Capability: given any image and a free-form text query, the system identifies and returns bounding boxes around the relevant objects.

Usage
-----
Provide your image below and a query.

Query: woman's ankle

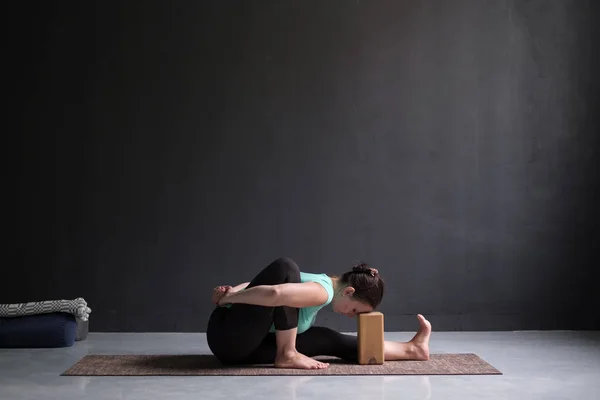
[276,347,298,360]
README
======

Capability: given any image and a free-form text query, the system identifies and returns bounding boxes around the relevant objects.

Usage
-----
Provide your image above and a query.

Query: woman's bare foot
[408,314,431,360]
[275,350,329,370]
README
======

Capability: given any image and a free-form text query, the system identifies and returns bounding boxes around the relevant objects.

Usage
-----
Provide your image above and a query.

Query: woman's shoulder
[300,271,332,283]
[300,272,334,303]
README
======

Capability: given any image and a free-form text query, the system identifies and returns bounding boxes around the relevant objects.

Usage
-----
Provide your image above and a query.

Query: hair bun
[352,264,369,273]
[353,264,379,277]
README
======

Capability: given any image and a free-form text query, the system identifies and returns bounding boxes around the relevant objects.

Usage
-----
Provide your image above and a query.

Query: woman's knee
[272,257,299,270]
[268,257,300,281]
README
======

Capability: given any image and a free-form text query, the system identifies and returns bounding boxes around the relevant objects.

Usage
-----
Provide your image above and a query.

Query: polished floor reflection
[1,331,598,399]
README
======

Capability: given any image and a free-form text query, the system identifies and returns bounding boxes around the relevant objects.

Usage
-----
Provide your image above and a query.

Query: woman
[206,257,431,370]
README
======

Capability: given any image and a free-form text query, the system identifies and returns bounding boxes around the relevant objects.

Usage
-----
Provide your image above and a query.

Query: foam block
[357,311,385,365]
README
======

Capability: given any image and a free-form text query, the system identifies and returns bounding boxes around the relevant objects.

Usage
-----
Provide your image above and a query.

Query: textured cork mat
[62,354,502,376]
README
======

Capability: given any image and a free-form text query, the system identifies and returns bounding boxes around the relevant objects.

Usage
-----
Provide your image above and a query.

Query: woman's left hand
[212,285,232,305]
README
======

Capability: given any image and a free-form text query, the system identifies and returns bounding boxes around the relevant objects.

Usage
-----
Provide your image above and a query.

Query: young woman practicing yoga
[206,257,432,370]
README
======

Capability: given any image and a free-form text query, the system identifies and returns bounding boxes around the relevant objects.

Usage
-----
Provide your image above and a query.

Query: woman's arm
[218,282,329,308]
[211,282,249,304]
[230,282,250,293]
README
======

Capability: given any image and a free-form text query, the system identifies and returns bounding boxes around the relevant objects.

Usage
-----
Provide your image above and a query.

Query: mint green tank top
[269,272,334,334]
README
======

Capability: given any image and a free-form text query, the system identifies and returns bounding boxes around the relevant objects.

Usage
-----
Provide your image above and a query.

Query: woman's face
[332,287,374,318]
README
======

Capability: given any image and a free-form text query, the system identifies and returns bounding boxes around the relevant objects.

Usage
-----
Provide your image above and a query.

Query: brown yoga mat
[62,353,502,376]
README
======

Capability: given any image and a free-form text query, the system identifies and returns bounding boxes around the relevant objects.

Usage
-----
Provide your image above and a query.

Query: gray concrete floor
[1,331,599,400]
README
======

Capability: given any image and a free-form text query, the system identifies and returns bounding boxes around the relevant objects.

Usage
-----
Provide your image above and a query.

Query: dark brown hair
[339,262,385,309]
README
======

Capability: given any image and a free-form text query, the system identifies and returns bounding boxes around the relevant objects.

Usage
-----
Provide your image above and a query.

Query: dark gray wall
[7,0,599,332]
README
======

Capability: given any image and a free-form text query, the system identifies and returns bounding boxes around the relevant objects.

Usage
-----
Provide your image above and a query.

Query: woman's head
[331,262,385,318]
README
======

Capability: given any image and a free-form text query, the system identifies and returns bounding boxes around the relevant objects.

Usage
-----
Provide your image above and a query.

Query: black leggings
[206,257,358,365]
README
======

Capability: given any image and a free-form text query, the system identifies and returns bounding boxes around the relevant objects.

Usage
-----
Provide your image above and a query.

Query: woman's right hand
[212,285,232,305]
